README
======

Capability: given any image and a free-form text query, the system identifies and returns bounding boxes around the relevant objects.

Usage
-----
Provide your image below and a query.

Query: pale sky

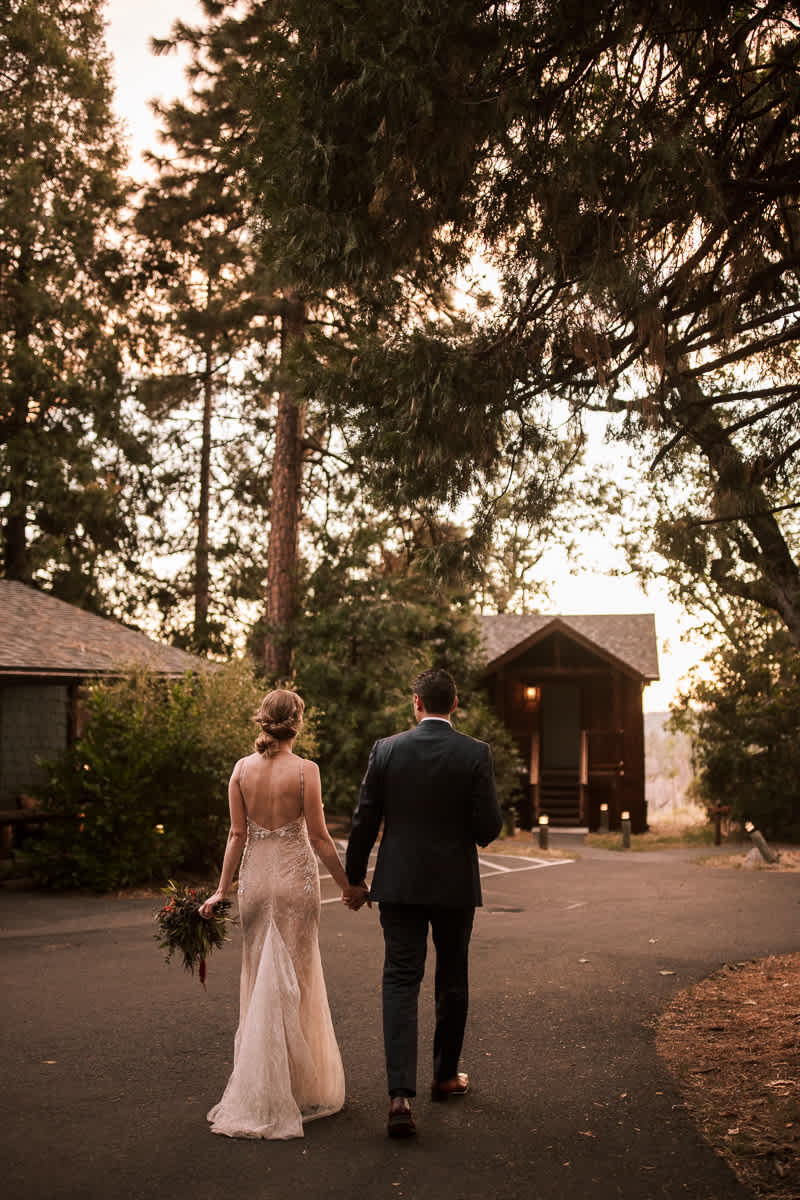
[102,0,707,710]
[104,0,202,168]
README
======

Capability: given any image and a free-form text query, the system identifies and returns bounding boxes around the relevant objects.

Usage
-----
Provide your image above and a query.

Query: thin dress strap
[298,759,304,808]
[236,758,247,806]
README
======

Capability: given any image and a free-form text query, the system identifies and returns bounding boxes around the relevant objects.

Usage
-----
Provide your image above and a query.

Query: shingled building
[481,613,659,833]
[0,581,202,812]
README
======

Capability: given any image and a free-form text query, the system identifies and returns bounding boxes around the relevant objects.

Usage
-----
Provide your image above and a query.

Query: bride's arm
[304,761,366,904]
[199,761,248,917]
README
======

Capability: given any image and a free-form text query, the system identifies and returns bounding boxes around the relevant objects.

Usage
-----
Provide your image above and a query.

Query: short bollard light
[538,814,549,851]
[621,810,631,849]
[599,803,609,833]
[745,820,780,864]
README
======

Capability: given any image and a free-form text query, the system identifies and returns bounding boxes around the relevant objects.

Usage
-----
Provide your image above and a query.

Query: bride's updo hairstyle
[254,689,305,757]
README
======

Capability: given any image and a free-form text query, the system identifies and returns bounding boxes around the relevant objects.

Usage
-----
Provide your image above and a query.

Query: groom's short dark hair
[413,668,456,714]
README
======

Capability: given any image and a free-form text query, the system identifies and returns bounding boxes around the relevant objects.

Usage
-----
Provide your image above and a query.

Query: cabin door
[539,684,582,824]
[540,684,581,768]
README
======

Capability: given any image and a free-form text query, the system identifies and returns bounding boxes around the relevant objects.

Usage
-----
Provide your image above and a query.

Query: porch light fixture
[523,685,541,710]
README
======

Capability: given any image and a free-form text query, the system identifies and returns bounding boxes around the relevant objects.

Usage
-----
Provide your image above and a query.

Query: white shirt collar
[420,716,452,725]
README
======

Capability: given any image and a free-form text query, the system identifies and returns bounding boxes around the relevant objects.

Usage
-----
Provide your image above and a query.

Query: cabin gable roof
[480,613,660,681]
[0,580,204,678]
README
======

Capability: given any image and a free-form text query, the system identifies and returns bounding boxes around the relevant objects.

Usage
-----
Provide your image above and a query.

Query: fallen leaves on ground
[657,953,800,1199]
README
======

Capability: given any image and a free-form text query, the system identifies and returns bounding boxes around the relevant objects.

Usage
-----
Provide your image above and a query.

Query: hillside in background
[645,712,696,817]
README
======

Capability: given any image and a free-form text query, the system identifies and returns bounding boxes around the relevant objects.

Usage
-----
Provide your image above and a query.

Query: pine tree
[0,0,144,607]
[135,9,279,654]
[152,1,580,669]
[146,2,320,672]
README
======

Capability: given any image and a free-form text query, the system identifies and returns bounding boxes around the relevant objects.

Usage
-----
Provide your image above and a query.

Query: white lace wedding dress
[207,763,345,1139]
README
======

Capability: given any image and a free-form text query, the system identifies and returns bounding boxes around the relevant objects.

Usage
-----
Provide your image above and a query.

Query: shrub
[671,626,800,842]
[28,661,294,890]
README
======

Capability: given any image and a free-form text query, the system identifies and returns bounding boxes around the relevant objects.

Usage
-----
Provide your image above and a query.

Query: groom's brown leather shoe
[430,1073,469,1101]
[387,1097,416,1138]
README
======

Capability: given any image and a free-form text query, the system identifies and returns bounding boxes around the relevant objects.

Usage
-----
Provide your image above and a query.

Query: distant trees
[0,0,146,609]
[135,6,278,653]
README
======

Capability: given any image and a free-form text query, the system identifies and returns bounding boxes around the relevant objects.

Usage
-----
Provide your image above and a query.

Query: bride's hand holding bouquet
[154,880,233,988]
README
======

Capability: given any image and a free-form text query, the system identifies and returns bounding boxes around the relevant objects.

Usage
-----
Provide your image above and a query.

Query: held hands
[342,882,371,911]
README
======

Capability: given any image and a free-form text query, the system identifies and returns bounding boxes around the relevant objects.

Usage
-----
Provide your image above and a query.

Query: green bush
[28,661,282,890]
[671,625,800,842]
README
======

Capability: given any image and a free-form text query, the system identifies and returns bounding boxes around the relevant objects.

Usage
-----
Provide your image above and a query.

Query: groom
[346,668,502,1138]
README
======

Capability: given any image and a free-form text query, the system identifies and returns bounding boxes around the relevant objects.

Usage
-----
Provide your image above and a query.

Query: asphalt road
[1,843,798,1200]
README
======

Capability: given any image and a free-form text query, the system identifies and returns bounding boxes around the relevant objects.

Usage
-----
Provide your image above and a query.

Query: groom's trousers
[379,902,475,1098]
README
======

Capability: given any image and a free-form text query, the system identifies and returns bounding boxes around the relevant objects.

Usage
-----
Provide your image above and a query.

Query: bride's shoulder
[233,752,262,773]
[295,754,320,775]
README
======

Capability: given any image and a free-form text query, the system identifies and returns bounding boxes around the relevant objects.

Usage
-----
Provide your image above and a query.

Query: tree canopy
[242,0,800,642]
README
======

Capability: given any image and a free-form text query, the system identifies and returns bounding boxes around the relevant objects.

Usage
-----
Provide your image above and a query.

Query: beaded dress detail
[207,757,345,1139]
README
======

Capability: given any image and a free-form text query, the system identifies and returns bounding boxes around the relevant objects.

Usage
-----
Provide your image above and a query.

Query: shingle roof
[480,612,660,680]
[0,580,204,677]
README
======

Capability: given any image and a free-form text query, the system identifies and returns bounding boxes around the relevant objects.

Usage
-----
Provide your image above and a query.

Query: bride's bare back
[235,750,305,830]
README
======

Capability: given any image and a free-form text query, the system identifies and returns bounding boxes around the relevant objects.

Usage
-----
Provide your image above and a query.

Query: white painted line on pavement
[478,856,512,872]
[480,855,576,872]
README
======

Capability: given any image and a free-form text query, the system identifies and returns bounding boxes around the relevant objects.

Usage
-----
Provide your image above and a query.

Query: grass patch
[483,834,577,860]
[584,824,715,851]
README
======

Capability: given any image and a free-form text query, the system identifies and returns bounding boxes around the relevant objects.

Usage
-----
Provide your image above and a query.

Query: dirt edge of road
[657,953,800,1200]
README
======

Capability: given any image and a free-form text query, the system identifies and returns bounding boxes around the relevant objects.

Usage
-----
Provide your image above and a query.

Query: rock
[742,847,762,869]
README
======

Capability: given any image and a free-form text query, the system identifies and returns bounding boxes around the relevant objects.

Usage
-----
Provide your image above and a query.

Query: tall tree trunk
[264,294,306,678]
[194,333,213,652]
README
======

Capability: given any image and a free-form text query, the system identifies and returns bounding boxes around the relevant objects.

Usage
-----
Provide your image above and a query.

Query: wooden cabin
[481,614,659,833]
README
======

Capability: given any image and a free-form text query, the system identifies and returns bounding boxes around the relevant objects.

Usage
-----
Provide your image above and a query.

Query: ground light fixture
[621,811,631,848]
[538,813,549,851]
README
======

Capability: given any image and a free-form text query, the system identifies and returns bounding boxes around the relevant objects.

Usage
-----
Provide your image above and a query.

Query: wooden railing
[585,729,624,773]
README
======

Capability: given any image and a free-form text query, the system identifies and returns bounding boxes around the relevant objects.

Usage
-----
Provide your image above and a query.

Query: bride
[199,688,366,1139]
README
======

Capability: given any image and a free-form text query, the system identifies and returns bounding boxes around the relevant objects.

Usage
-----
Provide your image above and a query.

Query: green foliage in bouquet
[27,660,305,890]
[155,880,233,987]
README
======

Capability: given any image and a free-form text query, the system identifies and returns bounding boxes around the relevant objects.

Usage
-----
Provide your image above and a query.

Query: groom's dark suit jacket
[346,719,503,908]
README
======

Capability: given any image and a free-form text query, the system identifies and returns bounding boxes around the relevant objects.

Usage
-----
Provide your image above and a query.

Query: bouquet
[154,880,233,988]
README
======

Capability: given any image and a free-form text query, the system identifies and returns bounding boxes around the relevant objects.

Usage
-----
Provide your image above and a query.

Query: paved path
[1,846,798,1200]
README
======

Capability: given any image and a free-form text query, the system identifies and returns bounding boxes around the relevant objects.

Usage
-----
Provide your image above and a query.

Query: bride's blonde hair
[254,689,304,757]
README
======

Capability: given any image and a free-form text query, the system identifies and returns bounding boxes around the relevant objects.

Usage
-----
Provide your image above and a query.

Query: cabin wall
[0,680,71,807]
